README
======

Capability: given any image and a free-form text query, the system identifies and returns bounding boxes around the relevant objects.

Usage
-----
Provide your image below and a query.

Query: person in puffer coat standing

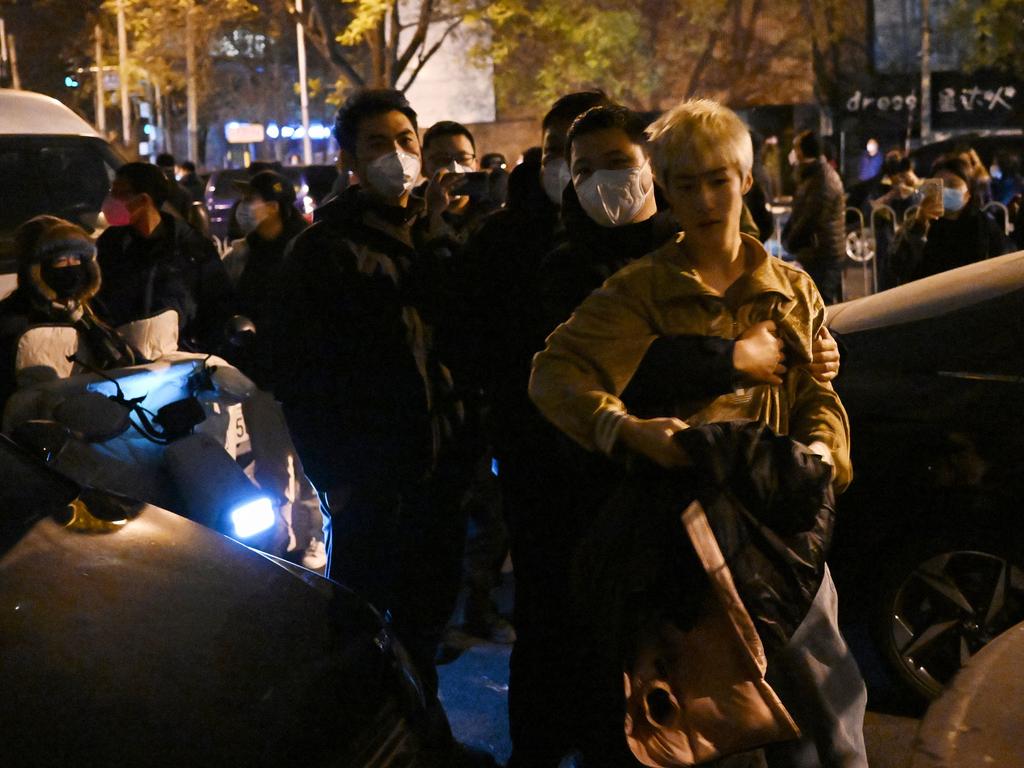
[782,131,847,305]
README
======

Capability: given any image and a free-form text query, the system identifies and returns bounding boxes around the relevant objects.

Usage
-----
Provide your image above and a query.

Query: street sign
[225,122,265,144]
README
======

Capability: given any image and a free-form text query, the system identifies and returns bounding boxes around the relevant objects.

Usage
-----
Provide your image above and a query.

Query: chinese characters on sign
[937,85,1016,113]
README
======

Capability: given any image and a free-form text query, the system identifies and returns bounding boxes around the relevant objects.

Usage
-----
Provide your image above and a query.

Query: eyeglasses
[429,152,476,165]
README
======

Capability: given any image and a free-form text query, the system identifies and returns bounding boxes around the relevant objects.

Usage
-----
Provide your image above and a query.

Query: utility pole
[117,0,131,149]
[186,0,199,164]
[7,33,19,89]
[295,0,313,164]
[920,0,931,143]
[94,24,106,134]
[0,18,8,88]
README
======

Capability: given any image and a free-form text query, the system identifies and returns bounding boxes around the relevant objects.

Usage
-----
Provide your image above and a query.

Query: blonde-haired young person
[529,98,867,767]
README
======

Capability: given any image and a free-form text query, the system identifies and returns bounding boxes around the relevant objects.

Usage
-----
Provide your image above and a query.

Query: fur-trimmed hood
[14,215,101,314]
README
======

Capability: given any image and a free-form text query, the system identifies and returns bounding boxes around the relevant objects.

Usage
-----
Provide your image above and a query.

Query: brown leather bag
[624,501,800,767]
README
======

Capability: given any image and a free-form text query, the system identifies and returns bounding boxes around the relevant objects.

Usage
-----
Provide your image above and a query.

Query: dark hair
[116,162,170,208]
[566,105,648,157]
[334,88,418,156]
[422,120,476,153]
[795,130,821,158]
[930,154,972,188]
[155,152,176,168]
[882,150,910,178]
[180,160,196,173]
[542,90,611,134]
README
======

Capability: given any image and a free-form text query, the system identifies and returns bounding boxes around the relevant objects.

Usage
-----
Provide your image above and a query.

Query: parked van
[0,89,123,298]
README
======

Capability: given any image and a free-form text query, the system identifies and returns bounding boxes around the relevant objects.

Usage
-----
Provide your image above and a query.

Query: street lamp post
[117,0,131,149]
[920,0,931,143]
[94,24,106,134]
[186,1,199,164]
[296,0,313,164]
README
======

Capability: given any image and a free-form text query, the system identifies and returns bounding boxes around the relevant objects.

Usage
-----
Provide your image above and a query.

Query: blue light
[143,124,154,136]
[229,497,275,539]
[491,458,499,477]
[64,76,80,88]
[266,122,280,139]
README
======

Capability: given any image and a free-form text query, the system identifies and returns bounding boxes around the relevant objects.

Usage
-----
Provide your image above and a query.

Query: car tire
[874,544,1024,701]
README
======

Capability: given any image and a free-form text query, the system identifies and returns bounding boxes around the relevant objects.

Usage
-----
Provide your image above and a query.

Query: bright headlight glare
[229,497,275,539]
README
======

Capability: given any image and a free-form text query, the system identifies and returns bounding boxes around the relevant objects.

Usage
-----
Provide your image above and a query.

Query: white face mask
[541,158,571,205]
[237,200,269,234]
[575,163,655,227]
[942,187,967,212]
[365,150,421,199]
[442,160,474,175]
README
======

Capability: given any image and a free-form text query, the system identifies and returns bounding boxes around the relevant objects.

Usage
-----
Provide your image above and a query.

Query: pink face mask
[101,195,133,227]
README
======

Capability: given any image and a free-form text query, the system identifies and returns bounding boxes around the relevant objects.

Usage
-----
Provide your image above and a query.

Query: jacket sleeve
[785,297,852,493]
[781,171,822,254]
[529,275,657,454]
[621,335,736,414]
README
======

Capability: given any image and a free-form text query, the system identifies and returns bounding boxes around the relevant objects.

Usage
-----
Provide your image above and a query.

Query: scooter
[2,310,326,568]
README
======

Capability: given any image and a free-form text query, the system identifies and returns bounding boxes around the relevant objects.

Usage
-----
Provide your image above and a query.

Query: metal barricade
[843,206,877,299]
[983,201,1012,236]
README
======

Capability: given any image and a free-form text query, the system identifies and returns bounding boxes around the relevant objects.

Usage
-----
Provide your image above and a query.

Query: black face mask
[41,263,89,300]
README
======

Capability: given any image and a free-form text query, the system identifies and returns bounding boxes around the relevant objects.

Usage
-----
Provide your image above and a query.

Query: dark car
[0,433,441,767]
[827,250,1024,702]
[0,89,125,298]
[204,164,338,243]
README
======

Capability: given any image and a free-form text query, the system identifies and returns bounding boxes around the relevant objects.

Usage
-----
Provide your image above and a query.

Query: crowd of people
[3,85,1021,768]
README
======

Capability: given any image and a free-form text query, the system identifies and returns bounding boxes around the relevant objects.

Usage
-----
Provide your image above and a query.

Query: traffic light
[64,74,80,88]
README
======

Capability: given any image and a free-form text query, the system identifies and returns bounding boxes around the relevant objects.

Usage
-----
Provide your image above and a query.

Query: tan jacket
[528,233,852,492]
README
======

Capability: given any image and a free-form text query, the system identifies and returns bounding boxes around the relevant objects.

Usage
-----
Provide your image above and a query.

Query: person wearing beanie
[0,215,134,408]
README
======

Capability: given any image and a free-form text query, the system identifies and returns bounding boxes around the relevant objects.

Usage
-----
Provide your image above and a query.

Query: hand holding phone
[918,178,944,221]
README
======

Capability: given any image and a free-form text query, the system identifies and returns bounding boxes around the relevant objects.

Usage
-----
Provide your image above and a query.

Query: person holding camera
[892,155,1014,284]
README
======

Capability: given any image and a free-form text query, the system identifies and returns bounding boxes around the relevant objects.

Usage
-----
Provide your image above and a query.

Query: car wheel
[877,548,1024,701]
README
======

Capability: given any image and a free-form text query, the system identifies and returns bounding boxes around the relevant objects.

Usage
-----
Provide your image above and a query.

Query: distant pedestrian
[783,130,847,304]
[857,137,883,182]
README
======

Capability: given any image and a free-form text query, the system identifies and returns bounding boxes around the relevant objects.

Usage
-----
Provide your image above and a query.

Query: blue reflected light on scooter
[229,496,276,539]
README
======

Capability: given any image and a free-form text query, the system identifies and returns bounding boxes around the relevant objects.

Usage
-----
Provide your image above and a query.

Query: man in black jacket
[271,89,468,702]
[94,162,229,351]
[782,131,847,305]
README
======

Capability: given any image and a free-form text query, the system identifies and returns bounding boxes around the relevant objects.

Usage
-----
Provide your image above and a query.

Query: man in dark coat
[271,89,469,706]
[782,131,847,305]
[94,162,229,351]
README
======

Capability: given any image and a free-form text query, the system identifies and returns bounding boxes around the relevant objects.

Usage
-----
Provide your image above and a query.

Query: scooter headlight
[229,496,276,539]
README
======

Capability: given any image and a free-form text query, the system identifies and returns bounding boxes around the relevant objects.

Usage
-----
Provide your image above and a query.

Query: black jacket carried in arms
[574,421,836,661]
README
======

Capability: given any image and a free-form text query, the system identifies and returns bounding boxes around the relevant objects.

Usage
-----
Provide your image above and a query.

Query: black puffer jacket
[782,158,847,268]
[94,212,229,349]
[574,421,835,659]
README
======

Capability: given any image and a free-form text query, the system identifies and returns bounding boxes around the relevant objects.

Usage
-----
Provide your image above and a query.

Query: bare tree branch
[291,0,365,87]
[397,18,461,91]
[394,0,434,79]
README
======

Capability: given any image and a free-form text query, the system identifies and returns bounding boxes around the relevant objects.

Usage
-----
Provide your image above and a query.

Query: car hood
[828,250,1024,335]
[0,459,425,766]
